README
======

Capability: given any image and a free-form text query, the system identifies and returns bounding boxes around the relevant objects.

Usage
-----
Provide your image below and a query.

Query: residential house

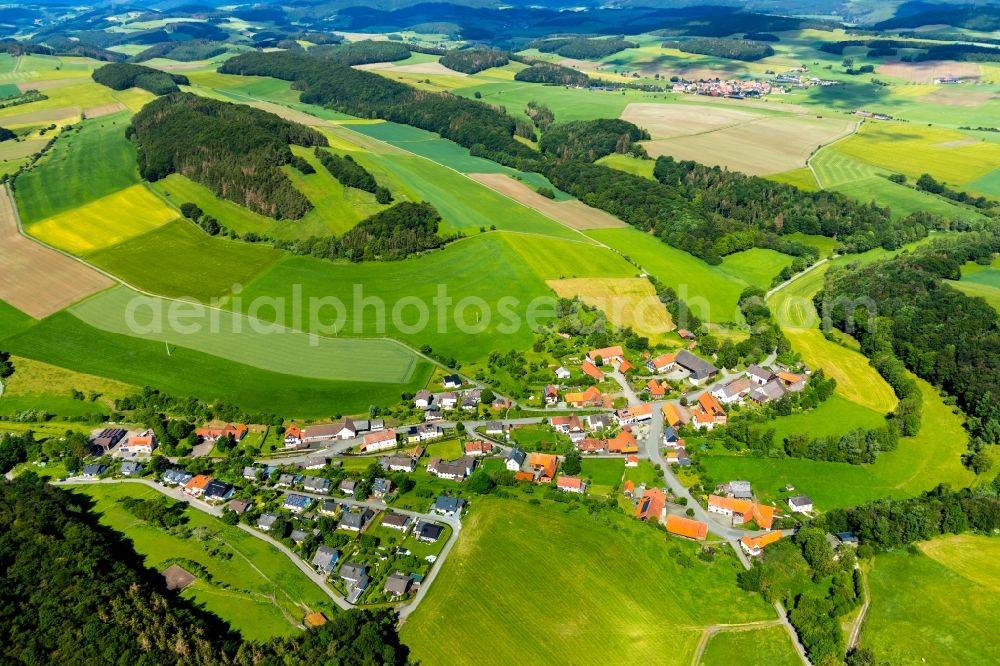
[196,423,248,443]
[615,403,652,425]
[750,379,786,404]
[674,350,719,385]
[580,360,603,380]
[491,397,511,411]
[361,430,397,453]
[663,426,680,447]
[276,473,297,488]
[203,479,233,502]
[227,499,251,515]
[740,532,783,556]
[339,563,369,597]
[662,402,691,428]
[666,514,708,541]
[485,421,506,436]
[283,494,312,514]
[433,496,465,515]
[82,463,106,479]
[427,457,475,481]
[120,461,142,477]
[554,366,571,380]
[405,424,444,444]
[312,545,340,574]
[564,386,603,407]
[787,495,813,514]
[675,449,692,467]
[464,440,492,457]
[711,377,755,405]
[385,455,417,473]
[381,512,412,532]
[745,365,774,385]
[557,476,585,494]
[257,513,280,531]
[586,413,613,431]
[384,573,413,599]
[576,438,607,454]
[587,346,624,366]
[646,353,677,374]
[414,390,433,410]
[528,452,559,483]
[708,495,778,530]
[506,448,527,472]
[623,480,636,498]
[291,529,308,545]
[300,456,328,471]
[618,359,635,374]
[647,379,667,398]
[303,420,356,443]
[353,419,371,433]
[416,521,444,543]
[607,430,639,454]
[460,389,481,411]
[635,488,666,522]
[340,508,374,532]
[551,415,583,434]
[319,501,339,517]
[442,374,462,389]
[372,477,394,498]
[543,384,559,405]
[369,419,385,432]
[121,431,156,455]
[242,466,260,481]
[438,392,459,410]
[283,423,304,448]
[162,468,193,486]
[425,409,443,422]
[691,392,727,431]
[303,476,332,494]
[183,475,212,497]
[625,455,639,468]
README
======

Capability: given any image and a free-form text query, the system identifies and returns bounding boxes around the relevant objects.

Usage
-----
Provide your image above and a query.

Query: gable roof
[697,392,726,417]
[556,476,583,490]
[708,495,778,530]
[580,360,603,380]
[363,430,397,446]
[635,488,666,520]
[607,430,638,453]
[741,531,783,552]
[675,350,718,379]
[184,474,212,491]
[666,514,709,540]
[650,353,676,369]
[588,346,624,362]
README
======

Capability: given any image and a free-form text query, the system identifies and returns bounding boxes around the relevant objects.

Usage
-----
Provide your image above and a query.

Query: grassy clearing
[863,534,1000,665]
[595,153,655,179]
[699,625,801,666]
[236,234,552,364]
[831,175,982,222]
[14,111,137,224]
[588,227,747,324]
[27,184,178,254]
[718,249,793,290]
[70,285,422,384]
[783,233,838,258]
[1,355,135,410]
[345,121,510,174]
[548,277,675,341]
[700,376,974,510]
[948,279,1000,312]
[3,311,432,418]
[72,483,333,640]
[768,395,888,443]
[501,233,633,279]
[88,219,282,301]
[579,458,625,494]
[401,499,775,664]
[767,167,819,191]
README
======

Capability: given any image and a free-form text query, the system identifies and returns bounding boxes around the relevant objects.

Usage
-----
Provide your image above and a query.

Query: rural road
[765,257,830,301]
[847,567,871,650]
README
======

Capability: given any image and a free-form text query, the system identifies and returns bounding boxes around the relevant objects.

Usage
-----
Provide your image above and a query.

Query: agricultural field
[26,184,178,254]
[548,277,675,341]
[14,111,138,224]
[718,249,794,290]
[468,173,625,231]
[0,300,33,340]
[401,499,775,664]
[863,534,1000,665]
[0,355,135,416]
[69,285,423,384]
[88,219,283,301]
[71,483,334,640]
[768,395,888,443]
[501,233,634,279]
[700,375,974,511]
[699,625,801,666]
[2,311,431,418]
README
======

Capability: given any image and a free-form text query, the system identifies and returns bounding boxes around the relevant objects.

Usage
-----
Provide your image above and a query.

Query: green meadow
[0,300,34,341]
[402,499,775,665]
[3,312,431,417]
[15,111,138,224]
[501,232,634,279]
[699,626,800,666]
[863,535,1000,666]
[88,219,283,301]
[596,153,656,179]
[71,483,333,640]
[718,248,793,290]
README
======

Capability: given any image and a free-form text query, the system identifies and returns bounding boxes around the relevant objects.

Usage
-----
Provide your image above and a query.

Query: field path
[690,619,786,666]
[847,567,871,650]
[765,257,830,301]
[0,185,113,317]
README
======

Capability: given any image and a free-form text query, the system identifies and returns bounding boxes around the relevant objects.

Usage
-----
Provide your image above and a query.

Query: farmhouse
[580,360,603,380]
[196,423,248,443]
[544,384,559,405]
[564,386,603,407]
[427,456,476,481]
[615,403,652,425]
[587,346,624,366]
[384,573,413,599]
[433,496,465,516]
[750,379,786,404]
[662,402,690,428]
[340,508,375,532]
[556,476,585,494]
[635,488,666,522]
[745,365,774,385]
[787,495,814,514]
[528,452,559,483]
[607,430,639,454]
[183,474,211,497]
[708,496,778,530]
[361,429,397,453]
[666,514,709,541]
[646,353,676,373]
[381,512,412,532]
[740,532,783,556]
[576,438,607,454]
[552,415,584,434]
[282,494,312,514]
[90,428,126,455]
[464,440,492,456]
[385,455,417,473]
[618,359,634,374]
[506,448,527,472]
[777,371,806,392]
[304,421,355,443]
[691,392,727,430]
[121,431,156,455]
[674,350,718,385]
[312,545,340,574]
[711,377,755,405]
[647,379,667,398]
[283,424,303,448]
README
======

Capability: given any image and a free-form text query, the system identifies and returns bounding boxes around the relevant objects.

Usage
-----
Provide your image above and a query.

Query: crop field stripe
[69,285,421,384]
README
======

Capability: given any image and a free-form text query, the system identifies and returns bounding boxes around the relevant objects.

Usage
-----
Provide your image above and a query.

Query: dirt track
[0,186,113,318]
[469,173,627,230]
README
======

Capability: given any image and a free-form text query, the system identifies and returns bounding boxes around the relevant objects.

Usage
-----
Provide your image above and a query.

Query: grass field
[501,233,633,279]
[700,376,974,510]
[0,299,33,340]
[863,534,1000,665]
[401,499,775,664]
[345,121,512,174]
[14,111,138,224]
[769,395,888,443]
[71,483,333,640]
[548,277,675,341]
[948,279,1000,312]
[767,167,819,191]
[579,457,626,494]
[699,626,801,666]
[3,311,433,417]
[88,219,283,300]
[69,285,423,384]
[27,184,178,254]
[596,153,655,179]
[287,145,389,235]
[0,355,135,414]
[718,249,793,290]
[236,234,553,364]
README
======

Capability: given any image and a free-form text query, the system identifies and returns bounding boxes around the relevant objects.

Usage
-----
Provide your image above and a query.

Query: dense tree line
[440,47,508,73]
[128,93,326,219]
[0,126,13,141]
[527,37,636,59]
[819,37,1000,62]
[133,40,227,63]
[92,62,189,95]
[819,236,1000,451]
[916,173,993,209]
[314,148,392,203]
[525,101,554,132]
[219,51,534,167]
[823,482,1000,551]
[661,37,775,61]
[307,39,411,65]
[513,61,590,86]
[539,119,648,161]
[0,475,410,665]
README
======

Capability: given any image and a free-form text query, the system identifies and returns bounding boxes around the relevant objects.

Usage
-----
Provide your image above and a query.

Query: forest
[513,61,590,86]
[538,119,649,161]
[218,51,534,166]
[307,39,411,65]
[92,62,189,95]
[526,36,636,59]
[440,46,508,73]
[133,40,227,63]
[0,474,409,665]
[661,37,775,61]
[314,148,392,203]
[128,93,327,219]
[819,236,1000,454]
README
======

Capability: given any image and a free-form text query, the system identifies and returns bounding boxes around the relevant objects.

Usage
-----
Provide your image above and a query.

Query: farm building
[666,515,708,541]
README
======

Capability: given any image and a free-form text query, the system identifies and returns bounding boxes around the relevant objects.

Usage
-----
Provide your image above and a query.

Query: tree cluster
[133,40,227,63]
[92,62,189,95]
[128,93,327,219]
[314,148,392,203]
[308,39,411,66]
[440,47,509,74]
[661,37,775,61]
[916,173,993,209]
[527,37,636,59]
[514,61,590,86]
[539,118,648,161]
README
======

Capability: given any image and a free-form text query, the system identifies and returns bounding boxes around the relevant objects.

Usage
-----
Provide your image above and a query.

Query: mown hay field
[548,276,675,340]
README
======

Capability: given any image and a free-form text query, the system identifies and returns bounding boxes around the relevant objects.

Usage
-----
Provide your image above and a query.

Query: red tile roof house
[183,474,212,497]
[543,385,559,405]
[284,424,304,448]
[121,431,156,454]
[464,441,492,457]
[196,423,248,443]
[587,346,625,366]
[551,415,583,434]
[360,429,397,453]
[576,438,607,454]
[580,360,604,380]
[646,353,676,374]
[556,476,586,494]
[635,488,666,522]
[625,455,639,467]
